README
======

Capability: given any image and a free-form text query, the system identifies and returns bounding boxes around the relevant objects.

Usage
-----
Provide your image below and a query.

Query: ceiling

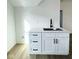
[8,0,43,7]
[8,0,72,7]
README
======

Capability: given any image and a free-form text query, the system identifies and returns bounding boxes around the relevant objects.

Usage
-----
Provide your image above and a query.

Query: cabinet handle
[56,39,58,44]
[33,49,38,51]
[33,34,38,36]
[54,39,55,44]
[33,41,38,43]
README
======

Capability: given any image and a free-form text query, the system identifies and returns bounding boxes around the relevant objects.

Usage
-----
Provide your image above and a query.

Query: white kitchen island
[29,28,70,55]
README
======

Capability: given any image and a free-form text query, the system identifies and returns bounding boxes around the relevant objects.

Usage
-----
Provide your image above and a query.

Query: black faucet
[50,18,53,28]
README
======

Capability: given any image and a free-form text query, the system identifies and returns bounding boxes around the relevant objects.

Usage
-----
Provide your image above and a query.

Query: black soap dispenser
[50,18,53,28]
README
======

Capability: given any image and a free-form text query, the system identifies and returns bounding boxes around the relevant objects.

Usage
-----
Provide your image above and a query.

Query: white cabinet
[29,32,69,55]
[42,32,69,55]
[42,33,56,54]
[55,33,69,55]
[42,38,56,54]
[55,38,69,55]
[29,32,41,54]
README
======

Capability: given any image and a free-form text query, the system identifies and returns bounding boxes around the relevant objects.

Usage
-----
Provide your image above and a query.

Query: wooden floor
[7,44,72,59]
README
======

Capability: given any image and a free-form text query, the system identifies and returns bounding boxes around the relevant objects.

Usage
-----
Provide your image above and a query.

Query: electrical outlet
[22,36,24,39]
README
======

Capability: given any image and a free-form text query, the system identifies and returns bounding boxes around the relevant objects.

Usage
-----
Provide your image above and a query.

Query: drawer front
[42,32,55,38]
[29,32,41,38]
[30,44,41,53]
[56,33,69,38]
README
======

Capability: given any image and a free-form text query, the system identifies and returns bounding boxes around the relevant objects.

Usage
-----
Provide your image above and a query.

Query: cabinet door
[42,38,56,54]
[55,38,69,55]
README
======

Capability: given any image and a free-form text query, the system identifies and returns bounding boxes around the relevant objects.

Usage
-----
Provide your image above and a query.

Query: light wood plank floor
[7,44,29,59]
[7,44,72,59]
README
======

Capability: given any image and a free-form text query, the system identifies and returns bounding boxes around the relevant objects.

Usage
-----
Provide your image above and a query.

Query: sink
[43,28,63,31]
[55,28,63,31]
[43,28,54,31]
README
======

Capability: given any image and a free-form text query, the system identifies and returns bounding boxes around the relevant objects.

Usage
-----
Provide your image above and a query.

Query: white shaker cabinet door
[55,37,69,55]
[42,38,56,54]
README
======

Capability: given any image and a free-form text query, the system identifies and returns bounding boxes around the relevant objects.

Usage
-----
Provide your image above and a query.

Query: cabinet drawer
[30,36,41,44]
[56,33,69,38]
[30,44,41,53]
[42,32,55,38]
[29,32,41,38]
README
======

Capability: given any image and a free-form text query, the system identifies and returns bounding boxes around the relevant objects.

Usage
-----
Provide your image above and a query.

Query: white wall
[14,0,60,43]
[60,0,72,33]
[7,1,16,52]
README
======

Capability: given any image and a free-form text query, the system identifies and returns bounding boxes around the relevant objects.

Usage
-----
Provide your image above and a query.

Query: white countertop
[28,27,70,33]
